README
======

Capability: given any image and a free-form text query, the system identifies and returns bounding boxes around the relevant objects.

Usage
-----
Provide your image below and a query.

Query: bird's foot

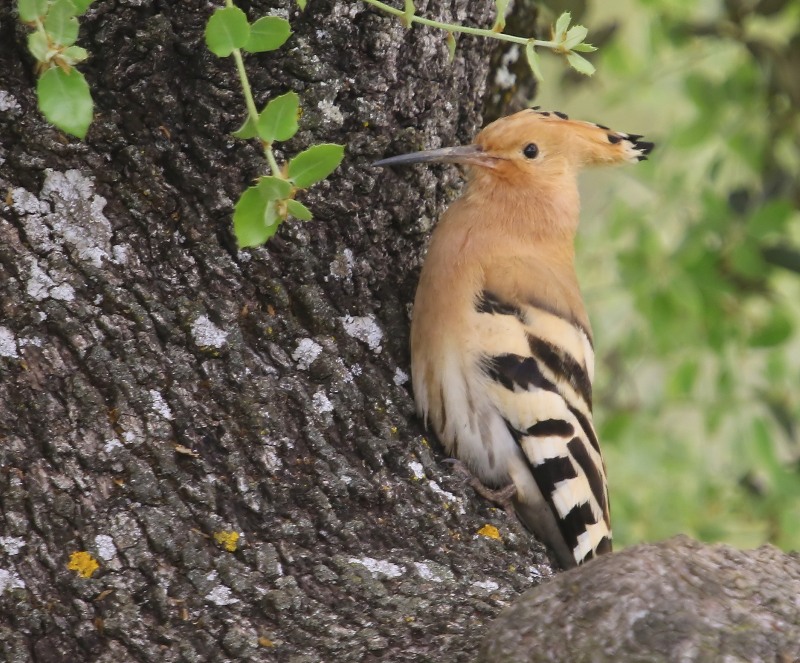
[442,458,518,521]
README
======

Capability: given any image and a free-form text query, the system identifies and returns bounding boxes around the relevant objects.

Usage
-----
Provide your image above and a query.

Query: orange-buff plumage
[377,108,653,568]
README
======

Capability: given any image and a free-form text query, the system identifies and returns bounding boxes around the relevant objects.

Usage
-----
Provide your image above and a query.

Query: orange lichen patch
[477,524,502,540]
[258,636,274,647]
[213,530,240,552]
[67,551,99,578]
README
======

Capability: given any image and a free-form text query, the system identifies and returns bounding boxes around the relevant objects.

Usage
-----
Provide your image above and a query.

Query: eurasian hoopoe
[376,108,653,568]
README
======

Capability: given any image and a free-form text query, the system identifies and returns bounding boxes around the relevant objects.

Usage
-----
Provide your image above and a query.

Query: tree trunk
[0,1,556,660]
[5,3,799,662]
[479,536,800,663]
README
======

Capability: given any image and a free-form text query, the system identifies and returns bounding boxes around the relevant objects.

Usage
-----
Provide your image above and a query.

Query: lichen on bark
[0,1,557,661]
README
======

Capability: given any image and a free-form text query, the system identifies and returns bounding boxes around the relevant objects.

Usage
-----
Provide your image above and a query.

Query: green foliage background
[535,0,800,551]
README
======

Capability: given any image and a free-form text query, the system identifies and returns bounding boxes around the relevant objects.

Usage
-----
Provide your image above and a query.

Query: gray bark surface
[5,3,798,662]
[479,535,800,663]
[0,1,557,661]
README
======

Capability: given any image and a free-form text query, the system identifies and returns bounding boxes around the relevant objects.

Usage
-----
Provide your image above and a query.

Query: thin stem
[360,0,559,48]
[264,143,281,176]
[225,0,283,177]
[232,49,259,122]
[231,45,282,177]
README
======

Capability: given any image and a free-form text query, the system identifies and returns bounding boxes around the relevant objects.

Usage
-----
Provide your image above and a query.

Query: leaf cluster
[18,0,602,246]
[205,6,292,58]
[17,0,94,138]
[232,143,344,247]
[204,4,345,247]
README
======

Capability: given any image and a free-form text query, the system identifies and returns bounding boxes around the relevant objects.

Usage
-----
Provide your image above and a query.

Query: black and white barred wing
[477,291,612,566]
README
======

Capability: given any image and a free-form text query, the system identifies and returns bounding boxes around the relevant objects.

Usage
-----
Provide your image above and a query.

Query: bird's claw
[442,457,518,512]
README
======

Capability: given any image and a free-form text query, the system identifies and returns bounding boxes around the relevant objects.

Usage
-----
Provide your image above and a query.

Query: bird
[375,108,653,568]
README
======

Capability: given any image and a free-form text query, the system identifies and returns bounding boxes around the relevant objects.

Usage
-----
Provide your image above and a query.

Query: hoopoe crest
[376,108,653,568]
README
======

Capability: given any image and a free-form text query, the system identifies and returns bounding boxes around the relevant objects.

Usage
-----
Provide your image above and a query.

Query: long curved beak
[373,144,495,168]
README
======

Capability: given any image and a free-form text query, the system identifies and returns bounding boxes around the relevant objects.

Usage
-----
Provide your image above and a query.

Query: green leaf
[257,175,293,200]
[27,30,49,62]
[667,360,698,398]
[749,309,792,348]
[492,0,510,32]
[554,12,571,37]
[728,130,765,172]
[563,25,588,50]
[37,66,93,139]
[233,186,281,248]
[572,42,597,52]
[729,241,766,279]
[751,417,781,475]
[244,16,291,53]
[446,32,456,62]
[286,199,312,221]
[524,41,543,81]
[205,6,250,57]
[265,200,282,228]
[296,0,307,10]
[71,0,94,15]
[747,200,794,239]
[232,115,258,139]
[257,91,299,143]
[566,51,595,76]
[45,0,80,47]
[61,45,89,65]
[287,143,344,188]
[18,0,49,22]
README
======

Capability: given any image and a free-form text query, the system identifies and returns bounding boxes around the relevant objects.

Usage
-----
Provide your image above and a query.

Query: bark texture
[4,3,799,663]
[0,1,557,661]
[480,535,800,663]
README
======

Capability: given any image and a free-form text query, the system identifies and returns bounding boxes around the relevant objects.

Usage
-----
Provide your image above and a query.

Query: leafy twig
[205,2,344,247]
[17,0,95,138]
[359,1,598,79]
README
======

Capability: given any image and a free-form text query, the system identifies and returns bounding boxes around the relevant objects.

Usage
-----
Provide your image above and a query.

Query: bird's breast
[409,210,594,488]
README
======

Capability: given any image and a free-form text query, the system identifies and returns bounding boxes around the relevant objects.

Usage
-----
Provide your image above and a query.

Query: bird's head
[374,108,653,188]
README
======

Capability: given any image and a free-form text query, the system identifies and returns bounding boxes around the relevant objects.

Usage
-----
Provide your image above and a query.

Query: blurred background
[487,0,800,552]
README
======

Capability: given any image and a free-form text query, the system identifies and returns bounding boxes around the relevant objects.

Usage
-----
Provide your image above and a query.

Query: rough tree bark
[479,536,800,663]
[4,2,798,662]
[0,1,557,661]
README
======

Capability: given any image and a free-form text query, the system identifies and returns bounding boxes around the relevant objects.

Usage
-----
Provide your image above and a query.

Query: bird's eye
[523,143,539,159]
